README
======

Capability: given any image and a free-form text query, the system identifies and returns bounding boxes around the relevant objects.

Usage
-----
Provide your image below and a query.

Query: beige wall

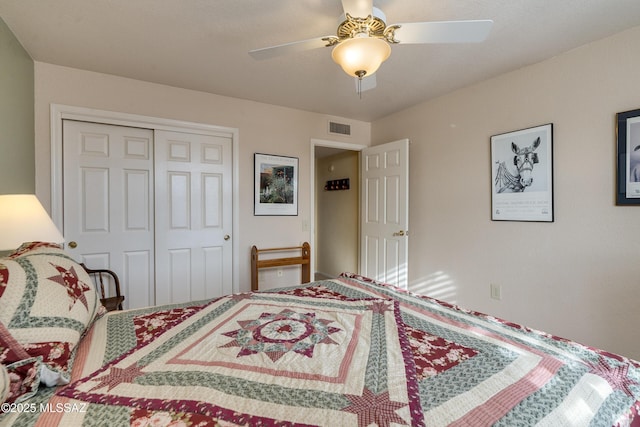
[315,151,359,277]
[0,18,34,193]
[33,62,370,292]
[372,25,640,360]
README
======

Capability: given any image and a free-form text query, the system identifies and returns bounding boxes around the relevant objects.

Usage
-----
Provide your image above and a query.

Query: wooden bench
[250,242,310,291]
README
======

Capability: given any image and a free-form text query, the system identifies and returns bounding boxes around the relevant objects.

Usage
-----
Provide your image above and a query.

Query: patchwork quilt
[2,273,639,426]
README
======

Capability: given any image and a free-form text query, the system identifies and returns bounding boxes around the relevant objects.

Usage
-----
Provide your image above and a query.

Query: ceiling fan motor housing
[338,13,386,40]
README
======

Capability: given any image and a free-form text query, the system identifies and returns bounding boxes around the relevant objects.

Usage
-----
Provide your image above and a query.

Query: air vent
[328,121,351,136]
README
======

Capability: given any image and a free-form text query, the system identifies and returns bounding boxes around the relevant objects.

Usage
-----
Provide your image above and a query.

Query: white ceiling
[2,0,640,122]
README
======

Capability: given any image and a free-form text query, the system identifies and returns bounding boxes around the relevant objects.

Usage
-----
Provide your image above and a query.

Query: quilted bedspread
[2,274,640,426]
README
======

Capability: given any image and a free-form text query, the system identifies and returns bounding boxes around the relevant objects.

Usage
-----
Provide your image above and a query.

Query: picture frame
[616,108,640,205]
[491,123,554,222]
[254,153,299,216]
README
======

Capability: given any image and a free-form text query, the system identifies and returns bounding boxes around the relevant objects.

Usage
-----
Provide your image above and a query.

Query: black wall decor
[324,178,350,191]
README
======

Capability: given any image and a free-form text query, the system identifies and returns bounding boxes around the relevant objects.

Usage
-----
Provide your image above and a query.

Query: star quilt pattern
[59,292,423,426]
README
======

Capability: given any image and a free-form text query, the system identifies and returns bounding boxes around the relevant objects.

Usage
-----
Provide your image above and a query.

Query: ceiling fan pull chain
[355,70,366,99]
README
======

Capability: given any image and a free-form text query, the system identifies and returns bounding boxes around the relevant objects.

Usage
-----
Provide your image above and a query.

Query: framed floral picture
[254,153,298,216]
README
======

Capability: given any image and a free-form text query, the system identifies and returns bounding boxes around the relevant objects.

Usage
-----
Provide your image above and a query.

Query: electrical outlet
[490,283,502,300]
[277,269,284,277]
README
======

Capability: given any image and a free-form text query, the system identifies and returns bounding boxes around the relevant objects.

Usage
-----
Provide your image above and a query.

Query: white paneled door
[62,121,233,308]
[360,139,409,289]
[63,120,155,308]
[154,130,233,305]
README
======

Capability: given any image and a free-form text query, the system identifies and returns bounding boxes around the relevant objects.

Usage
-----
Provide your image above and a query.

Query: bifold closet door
[62,120,155,308]
[154,130,233,305]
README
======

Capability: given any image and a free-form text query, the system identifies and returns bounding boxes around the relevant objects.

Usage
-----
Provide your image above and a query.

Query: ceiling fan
[249,0,493,93]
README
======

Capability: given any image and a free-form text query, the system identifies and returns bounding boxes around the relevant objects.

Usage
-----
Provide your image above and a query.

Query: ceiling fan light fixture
[331,35,391,79]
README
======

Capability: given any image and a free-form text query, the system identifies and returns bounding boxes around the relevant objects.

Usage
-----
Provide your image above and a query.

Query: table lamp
[0,194,65,251]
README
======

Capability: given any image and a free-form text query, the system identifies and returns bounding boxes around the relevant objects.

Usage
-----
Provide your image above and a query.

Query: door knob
[68,241,78,248]
[392,230,408,237]
[224,235,230,241]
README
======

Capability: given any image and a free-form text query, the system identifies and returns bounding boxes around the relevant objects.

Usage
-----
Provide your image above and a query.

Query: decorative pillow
[0,242,101,383]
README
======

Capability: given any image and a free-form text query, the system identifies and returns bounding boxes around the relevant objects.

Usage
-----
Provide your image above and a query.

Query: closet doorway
[310,139,365,280]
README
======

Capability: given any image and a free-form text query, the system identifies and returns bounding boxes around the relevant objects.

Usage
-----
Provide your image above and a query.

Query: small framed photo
[491,123,554,222]
[616,108,640,205]
[254,153,298,216]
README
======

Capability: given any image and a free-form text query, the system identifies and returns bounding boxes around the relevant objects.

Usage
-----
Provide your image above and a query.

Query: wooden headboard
[250,242,311,291]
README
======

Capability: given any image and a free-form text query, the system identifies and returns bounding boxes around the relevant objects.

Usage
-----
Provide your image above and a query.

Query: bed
[1,242,639,426]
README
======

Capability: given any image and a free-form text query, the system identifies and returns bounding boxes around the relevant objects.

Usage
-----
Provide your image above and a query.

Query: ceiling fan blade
[391,20,493,44]
[249,37,330,60]
[341,0,373,17]
[355,74,376,93]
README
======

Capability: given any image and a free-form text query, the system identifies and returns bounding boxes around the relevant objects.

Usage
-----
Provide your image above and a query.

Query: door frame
[309,138,366,279]
[50,104,240,293]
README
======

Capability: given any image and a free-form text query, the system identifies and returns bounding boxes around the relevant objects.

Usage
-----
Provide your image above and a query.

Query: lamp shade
[0,194,64,251]
[331,36,391,78]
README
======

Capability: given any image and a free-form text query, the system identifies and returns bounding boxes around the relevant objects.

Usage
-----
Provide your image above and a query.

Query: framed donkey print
[491,123,554,222]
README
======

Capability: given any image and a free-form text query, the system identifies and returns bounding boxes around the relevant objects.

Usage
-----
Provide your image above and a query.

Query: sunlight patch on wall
[377,262,409,290]
[409,271,457,304]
